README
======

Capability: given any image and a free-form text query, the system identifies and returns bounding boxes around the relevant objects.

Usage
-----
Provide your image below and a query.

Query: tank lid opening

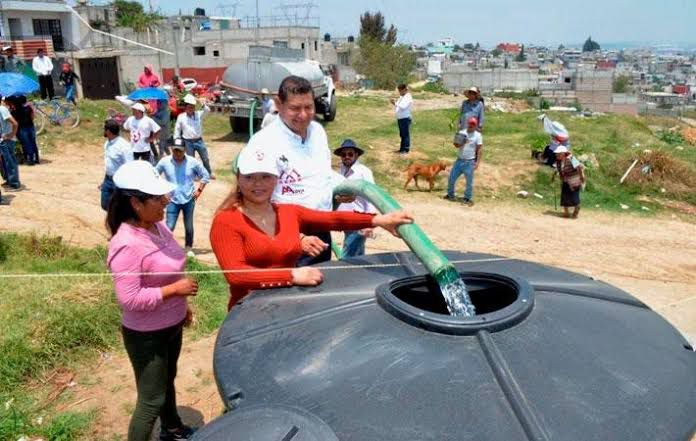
[376,272,534,335]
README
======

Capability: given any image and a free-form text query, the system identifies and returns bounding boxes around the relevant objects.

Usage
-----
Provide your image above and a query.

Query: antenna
[277,2,317,26]
[216,2,239,17]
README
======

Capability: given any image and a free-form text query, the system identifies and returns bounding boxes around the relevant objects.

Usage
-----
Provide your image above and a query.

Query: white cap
[131,103,146,112]
[113,160,176,195]
[237,147,280,176]
[553,145,569,154]
[261,88,270,94]
[183,94,197,105]
[2,46,12,51]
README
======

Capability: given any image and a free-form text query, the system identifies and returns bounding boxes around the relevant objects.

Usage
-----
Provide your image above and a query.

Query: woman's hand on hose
[372,211,414,238]
[162,277,198,299]
[291,267,324,286]
[300,235,328,257]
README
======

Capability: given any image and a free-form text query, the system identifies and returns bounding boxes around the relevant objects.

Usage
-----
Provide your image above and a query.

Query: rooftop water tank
[196,251,696,441]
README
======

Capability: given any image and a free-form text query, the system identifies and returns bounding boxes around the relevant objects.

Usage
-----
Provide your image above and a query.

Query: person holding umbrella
[0,97,21,190]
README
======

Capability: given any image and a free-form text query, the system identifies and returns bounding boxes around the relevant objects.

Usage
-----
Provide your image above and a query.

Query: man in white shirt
[123,103,160,162]
[174,94,214,178]
[32,49,54,100]
[334,139,377,258]
[245,75,337,265]
[446,117,483,206]
[390,83,413,155]
[100,119,133,210]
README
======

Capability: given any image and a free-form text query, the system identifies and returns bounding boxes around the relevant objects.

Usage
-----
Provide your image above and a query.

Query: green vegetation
[325,95,696,214]
[112,0,162,32]
[582,36,601,52]
[0,233,228,440]
[613,74,631,93]
[354,11,416,89]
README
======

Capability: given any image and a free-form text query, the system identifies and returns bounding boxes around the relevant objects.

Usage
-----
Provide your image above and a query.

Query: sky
[154,0,696,48]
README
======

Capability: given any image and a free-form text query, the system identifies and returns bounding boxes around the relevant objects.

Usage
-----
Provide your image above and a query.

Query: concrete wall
[443,67,539,93]
[0,9,75,51]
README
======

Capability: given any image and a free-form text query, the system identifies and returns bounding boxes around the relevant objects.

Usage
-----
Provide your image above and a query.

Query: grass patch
[0,232,229,440]
[324,97,695,214]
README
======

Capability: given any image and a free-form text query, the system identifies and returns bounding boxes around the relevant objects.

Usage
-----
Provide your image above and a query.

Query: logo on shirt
[255,151,264,161]
[279,168,302,184]
[281,185,304,195]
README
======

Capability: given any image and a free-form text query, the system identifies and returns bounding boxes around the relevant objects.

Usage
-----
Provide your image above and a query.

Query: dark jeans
[183,139,211,175]
[166,199,195,248]
[122,322,184,441]
[296,231,332,266]
[0,140,20,188]
[38,75,55,100]
[17,126,39,164]
[100,175,115,211]
[342,230,366,258]
[133,151,151,162]
[397,117,411,152]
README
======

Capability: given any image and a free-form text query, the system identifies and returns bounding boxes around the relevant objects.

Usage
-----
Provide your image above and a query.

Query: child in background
[59,63,80,105]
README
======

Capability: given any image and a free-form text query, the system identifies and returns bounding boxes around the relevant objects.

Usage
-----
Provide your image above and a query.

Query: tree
[475,42,480,51]
[582,36,601,52]
[490,48,502,57]
[359,11,397,46]
[558,44,565,51]
[112,0,161,32]
[354,11,415,89]
[515,45,527,62]
[613,74,631,93]
[463,43,474,50]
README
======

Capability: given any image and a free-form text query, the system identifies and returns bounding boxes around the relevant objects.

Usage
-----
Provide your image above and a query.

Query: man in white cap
[174,94,213,178]
[458,86,484,131]
[156,139,209,255]
[260,88,273,117]
[123,102,161,162]
[3,46,25,73]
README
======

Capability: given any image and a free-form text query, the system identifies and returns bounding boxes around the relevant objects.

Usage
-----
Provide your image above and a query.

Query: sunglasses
[340,152,356,158]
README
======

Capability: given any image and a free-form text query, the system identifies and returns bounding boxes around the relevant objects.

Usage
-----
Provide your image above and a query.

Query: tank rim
[376,272,535,335]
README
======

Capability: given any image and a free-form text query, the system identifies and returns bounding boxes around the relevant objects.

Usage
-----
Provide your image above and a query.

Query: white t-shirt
[337,161,377,214]
[123,115,160,153]
[457,130,483,160]
[245,118,334,211]
[395,93,413,119]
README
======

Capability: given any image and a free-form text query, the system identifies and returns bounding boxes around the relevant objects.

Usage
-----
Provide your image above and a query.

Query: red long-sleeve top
[210,204,375,309]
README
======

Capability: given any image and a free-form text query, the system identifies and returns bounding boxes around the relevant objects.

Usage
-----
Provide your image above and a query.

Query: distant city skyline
[157,0,696,49]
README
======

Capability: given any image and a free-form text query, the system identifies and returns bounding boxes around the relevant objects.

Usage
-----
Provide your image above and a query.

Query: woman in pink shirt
[106,160,197,441]
[137,64,161,88]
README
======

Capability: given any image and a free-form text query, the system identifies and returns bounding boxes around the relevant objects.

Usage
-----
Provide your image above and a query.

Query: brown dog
[403,160,448,191]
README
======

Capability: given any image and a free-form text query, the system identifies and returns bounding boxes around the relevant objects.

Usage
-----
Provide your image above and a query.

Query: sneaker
[462,198,474,206]
[160,425,196,441]
[185,247,195,258]
[443,194,455,201]
[6,185,22,192]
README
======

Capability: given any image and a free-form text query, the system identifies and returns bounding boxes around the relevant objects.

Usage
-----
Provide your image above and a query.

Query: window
[301,42,305,50]
[314,40,318,51]
[273,40,288,48]
[213,50,220,57]
[193,46,206,56]
[32,19,64,51]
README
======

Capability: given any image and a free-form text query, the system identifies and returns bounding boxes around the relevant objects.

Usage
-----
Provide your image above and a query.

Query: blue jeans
[17,126,39,164]
[65,84,76,104]
[100,175,115,211]
[342,231,366,258]
[183,139,211,175]
[447,158,475,200]
[397,118,411,152]
[166,199,195,247]
[0,140,20,188]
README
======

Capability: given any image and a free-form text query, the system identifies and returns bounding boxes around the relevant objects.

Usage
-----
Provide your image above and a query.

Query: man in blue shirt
[458,87,484,131]
[101,119,133,210]
[156,139,210,254]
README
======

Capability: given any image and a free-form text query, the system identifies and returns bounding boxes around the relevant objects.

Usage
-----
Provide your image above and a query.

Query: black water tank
[194,7,205,16]
[347,35,354,43]
[324,33,331,42]
[202,251,696,441]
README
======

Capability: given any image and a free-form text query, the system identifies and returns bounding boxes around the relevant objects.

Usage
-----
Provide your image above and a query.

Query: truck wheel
[324,94,337,122]
[230,116,248,133]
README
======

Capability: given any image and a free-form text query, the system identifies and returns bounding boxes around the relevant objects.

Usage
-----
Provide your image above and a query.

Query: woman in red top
[210,147,413,310]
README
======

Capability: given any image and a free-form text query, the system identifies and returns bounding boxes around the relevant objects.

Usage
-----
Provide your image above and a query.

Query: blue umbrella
[0,73,39,97]
[127,87,168,101]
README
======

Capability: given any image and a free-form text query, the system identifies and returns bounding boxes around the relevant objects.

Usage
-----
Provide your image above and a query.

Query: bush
[420,80,448,94]
[657,130,684,145]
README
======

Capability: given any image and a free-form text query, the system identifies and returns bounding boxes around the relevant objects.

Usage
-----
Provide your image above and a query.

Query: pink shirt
[107,222,187,332]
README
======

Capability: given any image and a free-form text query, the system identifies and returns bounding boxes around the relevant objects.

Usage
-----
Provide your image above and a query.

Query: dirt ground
[1,138,695,440]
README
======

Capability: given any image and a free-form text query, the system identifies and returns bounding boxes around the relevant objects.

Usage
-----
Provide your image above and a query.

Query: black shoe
[443,194,455,201]
[160,425,196,441]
